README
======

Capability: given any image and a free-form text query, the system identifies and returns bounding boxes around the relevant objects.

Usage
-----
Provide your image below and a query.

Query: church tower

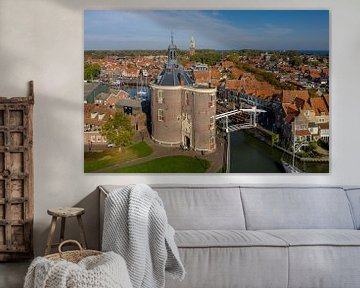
[189,36,196,56]
[168,32,177,66]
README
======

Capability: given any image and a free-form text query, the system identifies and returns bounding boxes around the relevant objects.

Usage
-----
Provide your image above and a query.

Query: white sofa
[99,185,360,288]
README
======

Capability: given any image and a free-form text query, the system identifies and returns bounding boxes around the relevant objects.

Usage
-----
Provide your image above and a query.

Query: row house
[94,92,111,105]
[310,97,329,124]
[276,90,330,144]
[115,99,147,132]
[219,72,278,108]
[84,104,115,145]
[94,90,130,107]
[84,100,146,146]
[319,122,330,143]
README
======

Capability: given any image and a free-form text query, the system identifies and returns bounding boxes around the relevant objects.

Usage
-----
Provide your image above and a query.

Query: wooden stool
[45,207,87,255]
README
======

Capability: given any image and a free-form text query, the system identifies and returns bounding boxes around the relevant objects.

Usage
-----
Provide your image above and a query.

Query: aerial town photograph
[84,10,329,173]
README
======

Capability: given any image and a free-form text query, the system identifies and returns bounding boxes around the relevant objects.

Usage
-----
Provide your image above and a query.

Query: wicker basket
[45,240,102,263]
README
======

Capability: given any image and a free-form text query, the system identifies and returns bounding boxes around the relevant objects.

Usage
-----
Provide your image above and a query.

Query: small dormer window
[98,113,105,120]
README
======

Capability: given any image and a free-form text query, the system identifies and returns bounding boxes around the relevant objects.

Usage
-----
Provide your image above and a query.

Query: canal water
[230,130,285,173]
[230,130,329,173]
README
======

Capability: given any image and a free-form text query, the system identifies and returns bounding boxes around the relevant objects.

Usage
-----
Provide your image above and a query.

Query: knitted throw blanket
[102,184,185,288]
[24,251,133,288]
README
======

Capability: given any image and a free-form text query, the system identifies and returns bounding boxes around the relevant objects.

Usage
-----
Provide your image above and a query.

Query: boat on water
[281,118,306,173]
[137,90,147,96]
[137,69,148,99]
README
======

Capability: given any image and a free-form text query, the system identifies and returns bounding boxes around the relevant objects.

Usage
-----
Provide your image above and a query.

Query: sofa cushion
[261,230,360,287]
[262,229,360,246]
[241,187,355,230]
[287,246,360,288]
[175,230,288,248]
[165,246,288,288]
[345,188,360,229]
[100,185,246,230]
[154,186,246,230]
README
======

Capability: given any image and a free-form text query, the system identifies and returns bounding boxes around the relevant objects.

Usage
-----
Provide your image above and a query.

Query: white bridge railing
[216,106,266,132]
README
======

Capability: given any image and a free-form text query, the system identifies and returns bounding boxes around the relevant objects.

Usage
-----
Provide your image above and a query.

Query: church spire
[167,32,177,66]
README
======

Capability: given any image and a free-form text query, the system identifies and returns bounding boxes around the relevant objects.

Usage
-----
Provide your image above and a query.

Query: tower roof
[155,34,194,86]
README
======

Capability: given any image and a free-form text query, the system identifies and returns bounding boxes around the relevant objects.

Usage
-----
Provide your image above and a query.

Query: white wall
[0,0,359,256]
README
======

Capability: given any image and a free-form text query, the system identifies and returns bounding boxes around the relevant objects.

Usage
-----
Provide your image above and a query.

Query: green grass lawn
[84,141,153,172]
[109,155,210,173]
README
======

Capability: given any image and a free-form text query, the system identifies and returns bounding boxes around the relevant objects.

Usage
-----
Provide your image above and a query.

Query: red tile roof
[282,90,309,103]
[193,71,211,84]
[296,130,311,136]
[225,79,243,90]
[319,122,329,129]
[229,67,244,80]
[310,97,329,116]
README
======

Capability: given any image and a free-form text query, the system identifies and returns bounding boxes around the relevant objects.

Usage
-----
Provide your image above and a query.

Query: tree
[190,51,222,66]
[290,56,302,67]
[228,52,239,63]
[270,53,280,62]
[84,63,101,81]
[101,112,134,148]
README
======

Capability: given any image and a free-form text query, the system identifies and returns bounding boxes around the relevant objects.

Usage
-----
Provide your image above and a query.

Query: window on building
[158,109,164,121]
[158,90,163,104]
[209,136,215,149]
[209,116,215,130]
[209,94,215,108]
[319,118,325,123]
[97,135,102,142]
[90,135,96,142]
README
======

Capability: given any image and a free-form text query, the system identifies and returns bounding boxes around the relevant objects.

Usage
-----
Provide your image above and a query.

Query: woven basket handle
[58,240,83,255]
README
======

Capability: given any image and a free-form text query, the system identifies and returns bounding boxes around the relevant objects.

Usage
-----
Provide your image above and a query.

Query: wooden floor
[0,261,30,288]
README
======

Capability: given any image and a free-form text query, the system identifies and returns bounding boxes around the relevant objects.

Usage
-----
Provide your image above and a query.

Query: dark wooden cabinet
[0,81,34,261]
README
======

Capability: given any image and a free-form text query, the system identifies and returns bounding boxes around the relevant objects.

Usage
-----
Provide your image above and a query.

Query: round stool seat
[47,207,85,218]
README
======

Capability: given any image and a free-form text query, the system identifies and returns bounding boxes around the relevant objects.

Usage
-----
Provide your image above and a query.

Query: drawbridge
[216,106,266,172]
[216,106,266,132]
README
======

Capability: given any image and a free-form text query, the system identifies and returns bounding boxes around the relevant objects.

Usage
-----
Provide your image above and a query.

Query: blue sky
[84,10,329,51]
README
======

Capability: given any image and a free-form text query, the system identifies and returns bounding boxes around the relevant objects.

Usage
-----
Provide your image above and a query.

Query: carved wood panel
[0,81,34,261]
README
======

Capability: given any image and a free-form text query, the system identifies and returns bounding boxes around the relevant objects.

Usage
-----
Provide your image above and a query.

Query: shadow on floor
[0,261,30,288]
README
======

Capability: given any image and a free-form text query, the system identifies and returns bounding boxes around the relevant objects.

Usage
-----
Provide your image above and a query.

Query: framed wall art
[84,10,329,173]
